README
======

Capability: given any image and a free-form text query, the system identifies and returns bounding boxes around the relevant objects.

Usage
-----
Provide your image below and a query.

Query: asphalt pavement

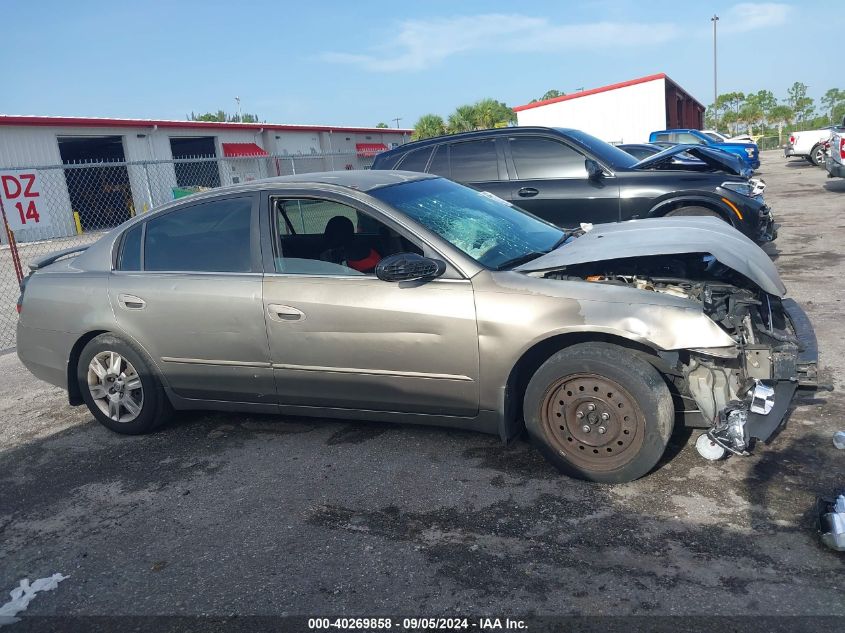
[1,152,843,622]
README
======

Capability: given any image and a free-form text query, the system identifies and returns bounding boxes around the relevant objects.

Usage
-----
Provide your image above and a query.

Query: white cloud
[320,14,680,73]
[721,3,791,33]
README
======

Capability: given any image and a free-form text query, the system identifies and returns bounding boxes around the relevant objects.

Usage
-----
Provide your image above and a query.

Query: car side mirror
[375,253,446,282]
[585,159,604,180]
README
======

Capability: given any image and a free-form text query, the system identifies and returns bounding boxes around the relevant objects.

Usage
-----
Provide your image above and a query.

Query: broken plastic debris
[0,573,68,623]
[817,495,845,552]
[833,431,845,450]
[749,381,776,415]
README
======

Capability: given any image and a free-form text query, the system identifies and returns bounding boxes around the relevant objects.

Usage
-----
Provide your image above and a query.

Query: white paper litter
[0,573,68,624]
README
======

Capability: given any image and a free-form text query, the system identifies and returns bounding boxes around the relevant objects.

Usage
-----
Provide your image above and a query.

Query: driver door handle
[268,304,305,322]
[518,187,539,197]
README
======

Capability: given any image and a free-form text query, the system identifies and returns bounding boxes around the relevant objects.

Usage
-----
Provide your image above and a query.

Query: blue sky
[1,0,838,128]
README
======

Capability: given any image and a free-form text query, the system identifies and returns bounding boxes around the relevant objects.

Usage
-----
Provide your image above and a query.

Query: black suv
[372,127,776,242]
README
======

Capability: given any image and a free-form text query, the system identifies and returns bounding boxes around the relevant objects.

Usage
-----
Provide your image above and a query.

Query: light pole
[235,96,242,122]
[711,14,719,128]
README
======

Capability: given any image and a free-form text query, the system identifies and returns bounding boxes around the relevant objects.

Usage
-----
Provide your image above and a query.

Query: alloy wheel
[87,351,144,423]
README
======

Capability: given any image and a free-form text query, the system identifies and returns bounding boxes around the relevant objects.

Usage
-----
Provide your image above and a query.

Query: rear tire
[77,333,171,434]
[809,144,825,167]
[664,206,722,219]
[523,343,674,483]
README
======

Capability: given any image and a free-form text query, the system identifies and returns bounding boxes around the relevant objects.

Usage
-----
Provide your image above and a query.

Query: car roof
[244,170,435,192]
[375,126,579,157]
[124,170,437,219]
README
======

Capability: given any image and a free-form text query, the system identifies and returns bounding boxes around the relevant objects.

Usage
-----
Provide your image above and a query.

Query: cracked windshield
[372,178,565,269]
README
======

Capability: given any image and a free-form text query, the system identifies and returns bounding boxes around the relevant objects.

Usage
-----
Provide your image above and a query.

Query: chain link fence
[0,151,378,350]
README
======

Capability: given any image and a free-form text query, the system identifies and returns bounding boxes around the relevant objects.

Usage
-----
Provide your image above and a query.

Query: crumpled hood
[515,217,786,297]
[634,144,750,177]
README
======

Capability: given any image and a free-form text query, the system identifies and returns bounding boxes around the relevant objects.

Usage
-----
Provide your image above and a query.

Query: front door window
[271,197,420,275]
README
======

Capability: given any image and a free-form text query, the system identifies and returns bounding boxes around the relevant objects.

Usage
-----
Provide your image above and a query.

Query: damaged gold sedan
[16,172,825,483]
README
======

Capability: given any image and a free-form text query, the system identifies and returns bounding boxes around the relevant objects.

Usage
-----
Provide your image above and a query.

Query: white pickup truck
[826,126,845,179]
[785,126,840,166]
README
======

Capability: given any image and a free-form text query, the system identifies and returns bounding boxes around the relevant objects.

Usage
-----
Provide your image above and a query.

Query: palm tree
[412,114,446,140]
[447,105,478,133]
[768,105,794,128]
[472,98,516,129]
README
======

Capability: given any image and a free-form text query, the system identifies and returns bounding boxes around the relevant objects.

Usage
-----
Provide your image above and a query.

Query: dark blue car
[649,129,760,170]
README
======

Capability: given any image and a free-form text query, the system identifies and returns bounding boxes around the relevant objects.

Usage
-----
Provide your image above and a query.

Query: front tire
[77,333,171,434]
[523,343,674,483]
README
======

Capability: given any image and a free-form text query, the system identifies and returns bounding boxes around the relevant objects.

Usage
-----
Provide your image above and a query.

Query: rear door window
[117,224,142,271]
[509,137,587,179]
[676,132,705,145]
[427,145,450,177]
[449,140,500,182]
[375,152,404,170]
[144,197,253,272]
[397,147,433,172]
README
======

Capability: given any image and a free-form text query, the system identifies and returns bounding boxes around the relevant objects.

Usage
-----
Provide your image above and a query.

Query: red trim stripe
[0,115,412,135]
[514,73,668,112]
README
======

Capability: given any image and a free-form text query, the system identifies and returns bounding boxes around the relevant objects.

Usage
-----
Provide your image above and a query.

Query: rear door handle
[268,304,305,322]
[518,187,539,197]
[117,294,145,310]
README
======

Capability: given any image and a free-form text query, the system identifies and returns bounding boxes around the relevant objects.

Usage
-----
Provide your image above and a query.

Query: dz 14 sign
[1,171,50,231]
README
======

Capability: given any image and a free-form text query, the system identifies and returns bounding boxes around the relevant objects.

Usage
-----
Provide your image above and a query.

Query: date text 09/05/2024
[307,617,527,630]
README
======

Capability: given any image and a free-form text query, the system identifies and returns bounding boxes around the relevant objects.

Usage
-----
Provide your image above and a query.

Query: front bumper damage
[685,299,827,460]
[756,204,778,242]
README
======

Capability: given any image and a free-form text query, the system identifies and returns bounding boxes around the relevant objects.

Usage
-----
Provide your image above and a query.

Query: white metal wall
[0,124,410,240]
[0,125,410,169]
[516,78,668,144]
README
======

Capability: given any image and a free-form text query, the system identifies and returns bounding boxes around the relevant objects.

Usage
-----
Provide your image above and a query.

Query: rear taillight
[789,135,795,144]
[840,138,845,160]
[16,274,30,315]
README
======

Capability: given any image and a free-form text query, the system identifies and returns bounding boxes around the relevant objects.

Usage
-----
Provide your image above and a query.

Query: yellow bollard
[73,211,83,235]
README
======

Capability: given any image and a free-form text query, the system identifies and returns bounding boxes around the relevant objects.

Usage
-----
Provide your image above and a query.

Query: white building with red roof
[513,73,704,144]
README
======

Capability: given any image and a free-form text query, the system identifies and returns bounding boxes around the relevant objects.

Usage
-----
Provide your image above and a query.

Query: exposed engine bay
[544,253,825,460]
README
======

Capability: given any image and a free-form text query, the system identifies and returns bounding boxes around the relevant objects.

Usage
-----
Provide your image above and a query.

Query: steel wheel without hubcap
[541,373,646,473]
[87,351,144,423]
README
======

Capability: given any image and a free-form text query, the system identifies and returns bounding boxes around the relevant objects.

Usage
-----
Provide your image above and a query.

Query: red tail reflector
[840,138,845,160]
